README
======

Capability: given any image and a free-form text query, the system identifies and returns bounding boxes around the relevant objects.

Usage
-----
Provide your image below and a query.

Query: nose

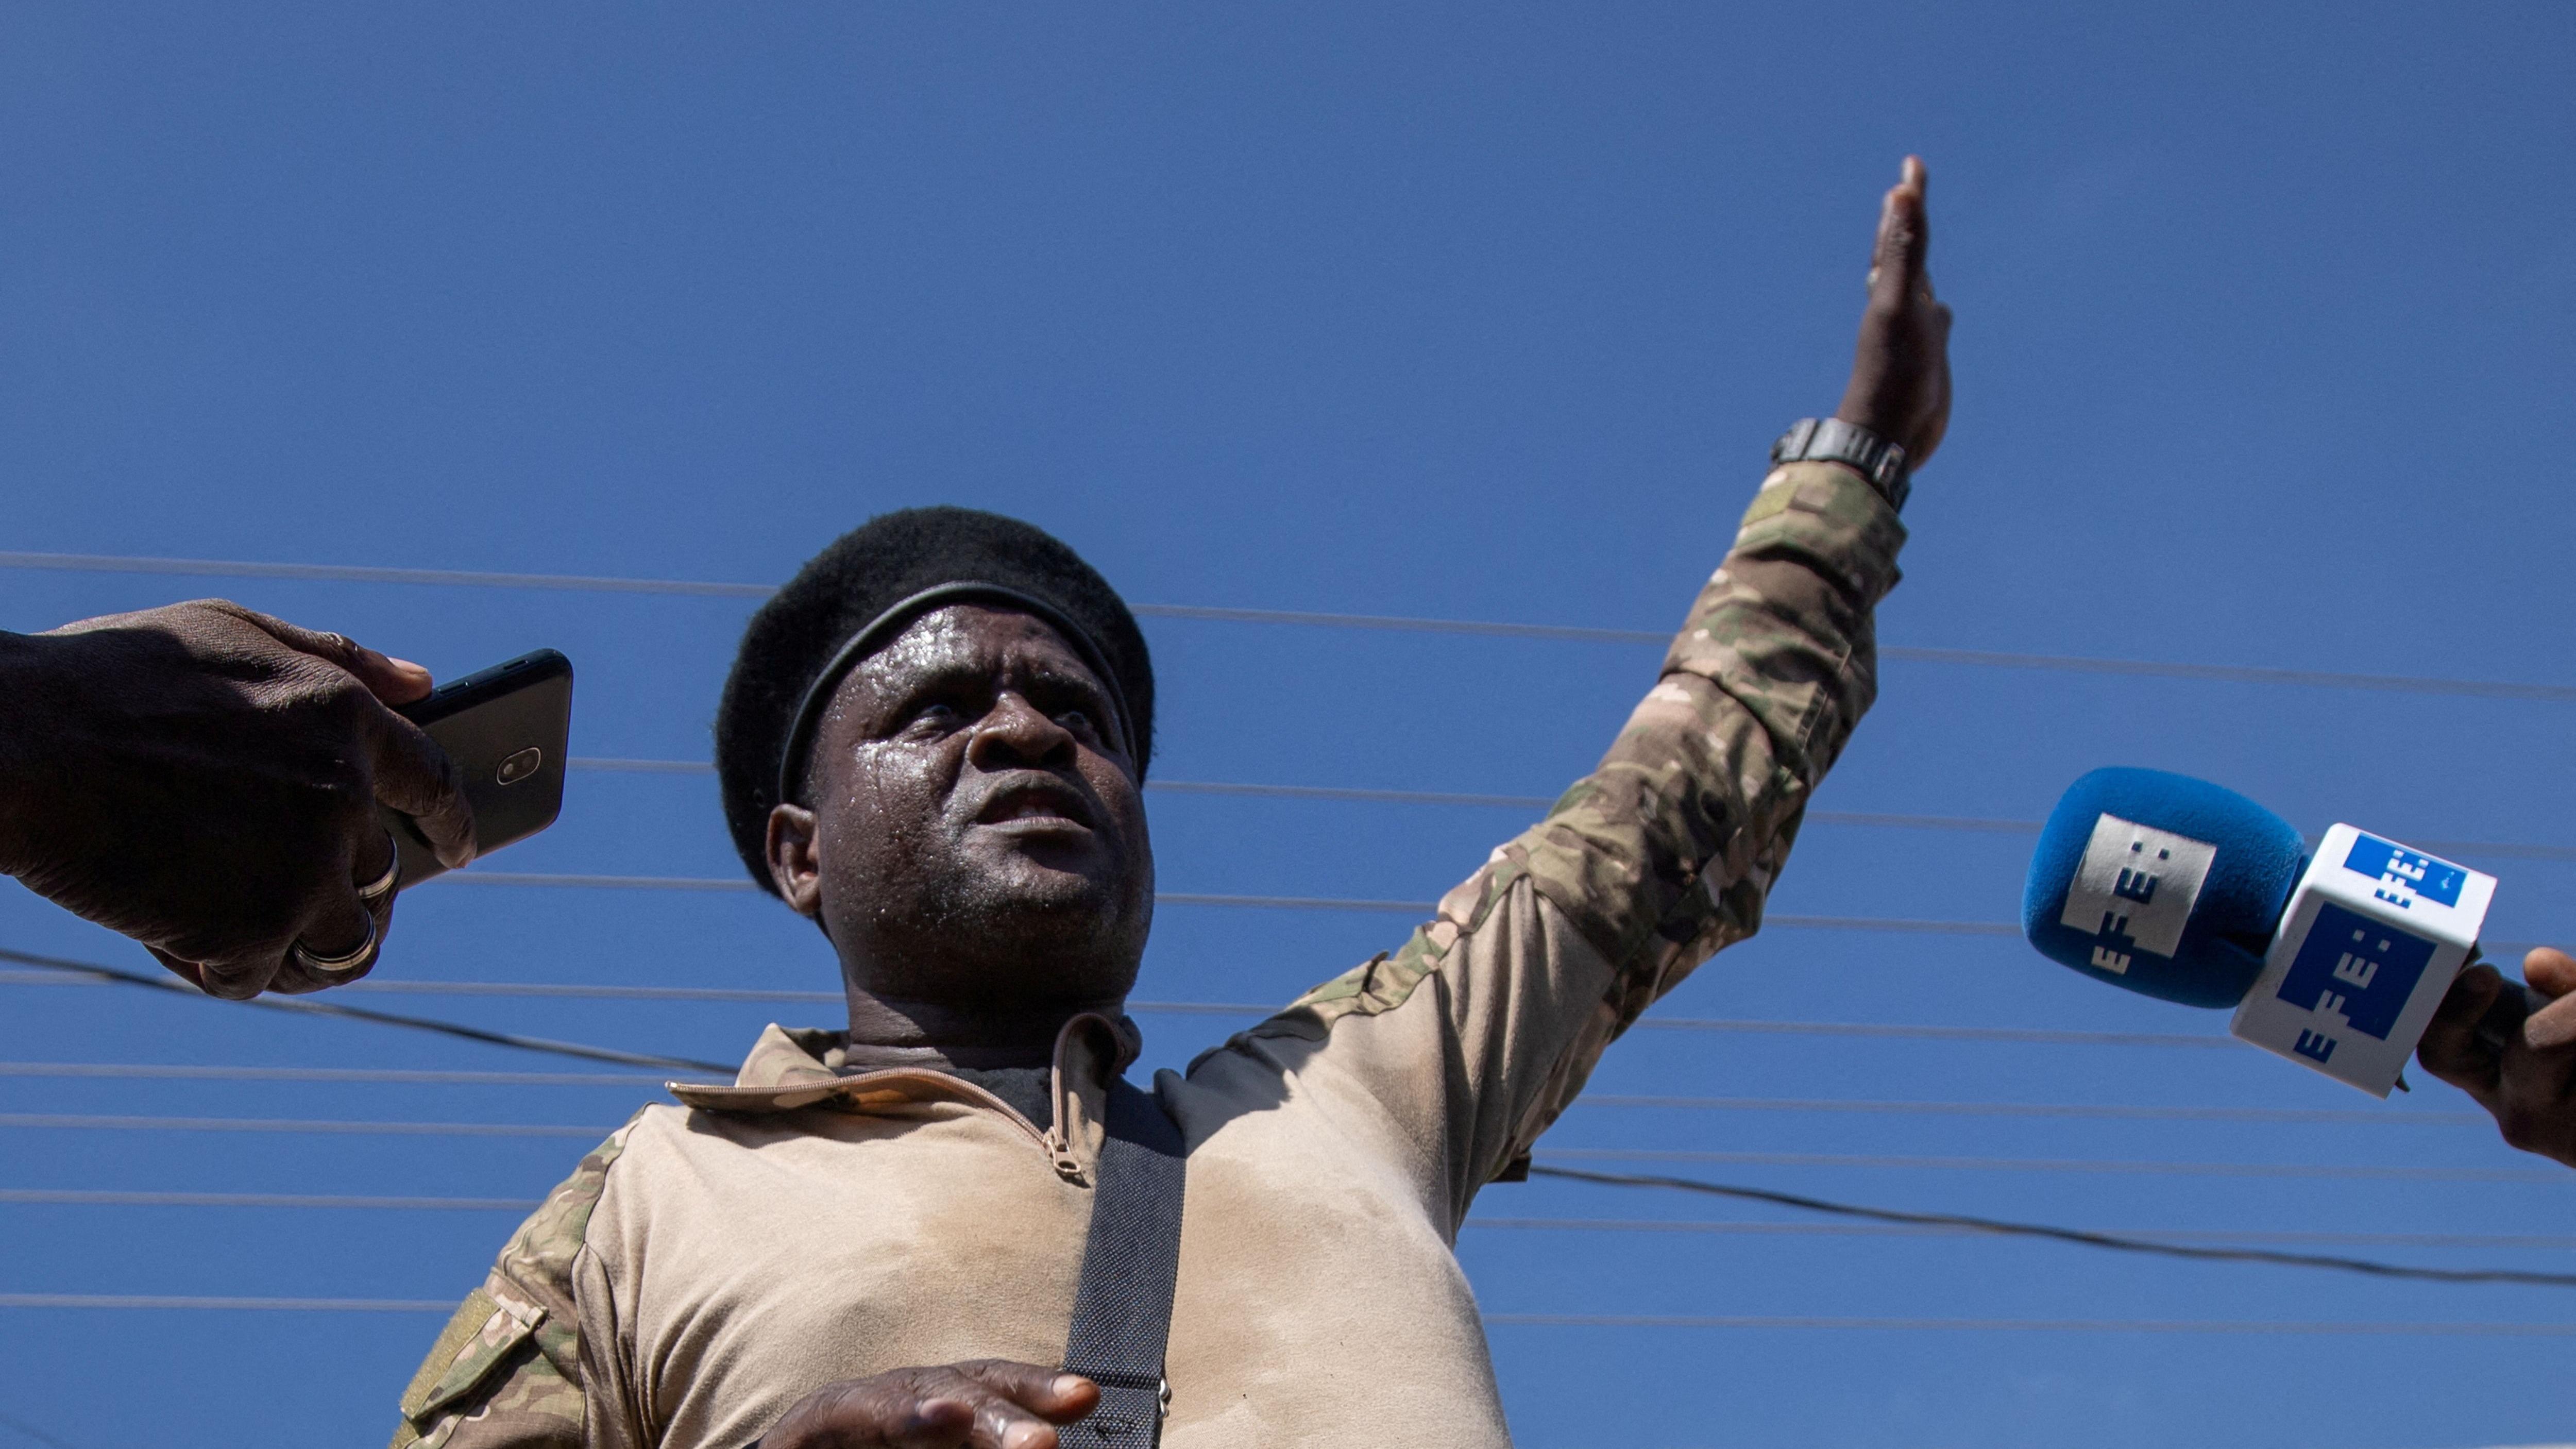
[964,691,1077,771]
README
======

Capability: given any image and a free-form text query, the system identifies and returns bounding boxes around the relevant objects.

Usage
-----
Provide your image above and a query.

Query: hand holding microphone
[2419,946,2576,1167]
[2021,767,2530,1097]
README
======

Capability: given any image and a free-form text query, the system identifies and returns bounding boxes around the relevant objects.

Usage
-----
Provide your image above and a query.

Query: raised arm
[1240,160,1950,1220]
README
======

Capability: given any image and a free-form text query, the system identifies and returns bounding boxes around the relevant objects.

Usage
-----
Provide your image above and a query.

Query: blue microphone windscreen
[2021,767,2307,1008]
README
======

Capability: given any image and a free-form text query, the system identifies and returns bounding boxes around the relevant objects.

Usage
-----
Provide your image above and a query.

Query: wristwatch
[1771,417,1909,513]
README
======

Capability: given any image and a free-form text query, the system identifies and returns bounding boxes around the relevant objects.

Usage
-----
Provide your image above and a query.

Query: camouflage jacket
[392,460,1905,1448]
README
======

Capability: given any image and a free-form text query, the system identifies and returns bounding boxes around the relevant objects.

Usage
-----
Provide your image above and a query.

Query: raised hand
[2418,947,2576,1167]
[757,1361,1100,1449]
[1837,155,1954,465]
[0,598,475,998]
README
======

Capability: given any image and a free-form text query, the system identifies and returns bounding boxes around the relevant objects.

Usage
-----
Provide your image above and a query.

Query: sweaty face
[796,603,1153,1007]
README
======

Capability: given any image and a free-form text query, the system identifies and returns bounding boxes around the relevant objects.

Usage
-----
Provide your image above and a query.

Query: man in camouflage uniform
[392,158,1953,1449]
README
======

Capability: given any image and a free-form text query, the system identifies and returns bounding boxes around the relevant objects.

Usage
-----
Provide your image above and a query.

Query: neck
[841,985,1125,1070]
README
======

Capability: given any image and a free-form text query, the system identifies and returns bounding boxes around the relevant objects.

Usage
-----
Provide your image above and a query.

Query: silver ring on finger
[291,912,380,975]
[356,830,402,904]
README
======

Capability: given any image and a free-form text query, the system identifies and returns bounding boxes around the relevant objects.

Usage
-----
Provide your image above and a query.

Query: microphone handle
[2473,981,2553,1055]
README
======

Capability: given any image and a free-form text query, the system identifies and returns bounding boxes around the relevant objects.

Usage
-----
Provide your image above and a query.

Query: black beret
[715,507,1155,895]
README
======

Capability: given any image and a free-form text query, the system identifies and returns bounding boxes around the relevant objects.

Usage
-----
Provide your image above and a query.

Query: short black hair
[715,506,1155,895]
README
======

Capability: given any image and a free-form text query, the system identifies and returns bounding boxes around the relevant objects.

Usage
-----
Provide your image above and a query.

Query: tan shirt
[392,460,1907,1448]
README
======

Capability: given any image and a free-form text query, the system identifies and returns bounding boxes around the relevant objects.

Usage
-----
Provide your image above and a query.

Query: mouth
[971,777,1098,833]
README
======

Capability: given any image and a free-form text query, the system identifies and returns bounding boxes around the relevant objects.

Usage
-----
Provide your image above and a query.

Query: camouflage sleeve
[1268,461,1905,1215]
[390,1113,645,1449]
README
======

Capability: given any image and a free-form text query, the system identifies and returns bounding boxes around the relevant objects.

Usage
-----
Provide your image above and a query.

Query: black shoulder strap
[1058,1075,1188,1449]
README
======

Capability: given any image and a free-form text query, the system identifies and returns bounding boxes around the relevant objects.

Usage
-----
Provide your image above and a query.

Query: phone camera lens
[497,747,544,786]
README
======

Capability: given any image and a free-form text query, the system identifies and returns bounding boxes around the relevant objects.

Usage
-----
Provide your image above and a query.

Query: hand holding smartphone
[381,649,574,890]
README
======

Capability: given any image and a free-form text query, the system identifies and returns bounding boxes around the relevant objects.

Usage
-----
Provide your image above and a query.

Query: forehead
[836,602,1100,702]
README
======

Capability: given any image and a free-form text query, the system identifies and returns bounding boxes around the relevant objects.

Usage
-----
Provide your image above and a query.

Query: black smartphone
[379,648,574,890]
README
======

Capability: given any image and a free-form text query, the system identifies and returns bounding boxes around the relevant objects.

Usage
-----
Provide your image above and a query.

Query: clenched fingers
[764,1360,1097,1449]
[364,704,477,870]
[2419,961,2505,1102]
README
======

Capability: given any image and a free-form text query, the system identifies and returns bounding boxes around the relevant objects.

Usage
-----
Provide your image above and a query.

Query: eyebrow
[860,653,1115,721]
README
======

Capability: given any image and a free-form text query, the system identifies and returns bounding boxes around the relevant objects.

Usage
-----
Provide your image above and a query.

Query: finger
[901,1386,1056,1449]
[2492,1016,2576,1156]
[2527,947,2576,999]
[293,870,381,981]
[220,602,435,706]
[951,1362,1098,1422]
[889,1397,976,1449]
[192,943,285,1001]
[2527,990,2576,1053]
[2417,962,2504,1100]
[364,706,477,870]
[270,885,397,995]
[145,946,210,993]
[1868,157,1929,306]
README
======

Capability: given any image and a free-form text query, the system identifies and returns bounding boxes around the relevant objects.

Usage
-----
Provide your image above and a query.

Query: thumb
[2524,947,2576,999]
[222,603,434,706]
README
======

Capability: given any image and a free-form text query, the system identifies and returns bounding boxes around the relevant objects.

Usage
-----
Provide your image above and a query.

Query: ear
[765,802,825,918]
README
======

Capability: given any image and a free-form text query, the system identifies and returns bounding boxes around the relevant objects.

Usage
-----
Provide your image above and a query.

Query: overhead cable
[0,950,2261,1052]
[1535,1148,2566,1185]
[0,1057,2475,1124]
[18,1189,2560,1256]
[1,1292,2565,1333]
[0,1107,2547,1183]
[1478,1314,2576,1336]
[0,946,733,1075]
[0,1409,75,1449]
[7,548,2571,704]
[0,1113,607,1138]
[1572,1094,2483,1127]
[0,1055,2480,1126]
[1467,1217,2576,1251]
[421,872,2045,939]
[566,760,2576,863]
[0,1293,454,1313]
[1524,1165,2576,1288]
[0,1188,538,1210]
[0,1062,666,1087]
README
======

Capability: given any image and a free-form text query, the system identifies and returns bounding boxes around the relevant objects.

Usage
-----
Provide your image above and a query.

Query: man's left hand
[1837,155,1953,465]
[2419,947,2576,1167]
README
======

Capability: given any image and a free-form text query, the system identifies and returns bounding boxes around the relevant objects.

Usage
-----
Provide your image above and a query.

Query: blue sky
[5,3,2576,1444]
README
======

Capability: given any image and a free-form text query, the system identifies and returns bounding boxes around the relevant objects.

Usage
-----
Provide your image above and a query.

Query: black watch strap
[1771,417,1910,512]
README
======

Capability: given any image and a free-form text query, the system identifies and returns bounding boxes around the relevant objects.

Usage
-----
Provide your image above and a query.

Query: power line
[423,872,2052,941]
[0,1293,454,1313]
[567,759,2576,864]
[1466,1217,2576,1251]
[0,952,2263,1052]
[0,1290,2563,1333]
[1479,1314,2576,1336]
[1524,1165,2576,1287]
[0,1410,77,1449]
[0,1189,538,1209]
[0,1113,607,1138]
[1572,1094,2485,1127]
[0,1054,2482,1127]
[0,551,774,599]
[1535,1148,2568,1184]
[0,946,734,1075]
[0,1106,2545,1182]
[1629,1016,2233,1049]
[8,547,2572,704]
[0,1062,666,1087]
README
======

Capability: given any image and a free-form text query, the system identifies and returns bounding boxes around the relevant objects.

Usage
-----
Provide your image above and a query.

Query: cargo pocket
[397,1283,546,1445]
